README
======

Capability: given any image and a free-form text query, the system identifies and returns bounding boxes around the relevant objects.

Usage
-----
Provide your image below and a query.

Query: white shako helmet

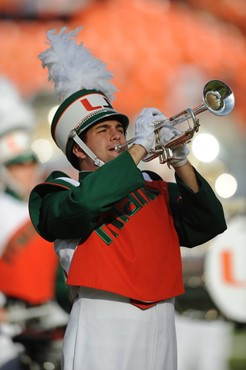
[0,76,36,167]
[0,130,35,167]
[0,76,37,197]
[51,88,129,169]
[39,26,129,169]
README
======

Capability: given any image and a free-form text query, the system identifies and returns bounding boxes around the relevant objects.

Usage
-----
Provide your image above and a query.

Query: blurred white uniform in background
[0,77,68,369]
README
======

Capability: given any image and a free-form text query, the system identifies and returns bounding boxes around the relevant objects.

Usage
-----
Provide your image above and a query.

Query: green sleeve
[167,168,227,247]
[29,151,145,241]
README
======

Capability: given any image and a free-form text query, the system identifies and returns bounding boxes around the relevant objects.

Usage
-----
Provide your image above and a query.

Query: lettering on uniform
[95,187,160,245]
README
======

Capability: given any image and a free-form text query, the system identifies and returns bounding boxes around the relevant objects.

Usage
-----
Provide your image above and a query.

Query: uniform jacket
[29,152,227,306]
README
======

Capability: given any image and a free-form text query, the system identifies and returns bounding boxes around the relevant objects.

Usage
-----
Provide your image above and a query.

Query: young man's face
[75,119,127,170]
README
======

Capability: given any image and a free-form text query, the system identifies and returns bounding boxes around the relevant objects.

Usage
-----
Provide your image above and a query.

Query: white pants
[62,288,177,370]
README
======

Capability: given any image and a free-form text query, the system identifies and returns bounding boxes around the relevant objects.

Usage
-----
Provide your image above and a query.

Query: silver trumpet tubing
[115,80,235,164]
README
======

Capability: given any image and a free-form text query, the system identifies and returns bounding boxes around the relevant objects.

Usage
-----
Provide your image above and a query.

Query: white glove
[169,144,189,168]
[134,108,167,153]
[159,122,183,146]
[159,123,189,167]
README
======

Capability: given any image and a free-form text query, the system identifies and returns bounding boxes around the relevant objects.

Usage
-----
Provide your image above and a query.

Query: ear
[72,143,86,159]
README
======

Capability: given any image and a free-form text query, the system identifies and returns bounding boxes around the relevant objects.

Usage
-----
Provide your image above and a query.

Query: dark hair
[70,129,88,169]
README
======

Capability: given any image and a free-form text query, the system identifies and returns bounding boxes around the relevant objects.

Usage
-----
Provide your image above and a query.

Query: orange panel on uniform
[0,220,58,304]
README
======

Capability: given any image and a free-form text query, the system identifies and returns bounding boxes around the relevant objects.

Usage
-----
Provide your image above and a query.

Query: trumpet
[115,80,235,164]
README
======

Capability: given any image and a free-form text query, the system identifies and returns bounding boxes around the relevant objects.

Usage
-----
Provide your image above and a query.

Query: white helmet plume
[39,26,117,102]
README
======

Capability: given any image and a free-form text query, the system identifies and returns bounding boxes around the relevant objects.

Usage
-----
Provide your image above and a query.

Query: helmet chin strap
[69,130,105,168]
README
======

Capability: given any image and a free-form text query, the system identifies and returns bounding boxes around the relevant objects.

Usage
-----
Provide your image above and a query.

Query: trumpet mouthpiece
[115,143,123,152]
[115,138,135,152]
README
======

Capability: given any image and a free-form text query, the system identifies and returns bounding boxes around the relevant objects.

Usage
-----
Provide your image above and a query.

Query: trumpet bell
[203,80,235,116]
[116,79,235,165]
[143,79,235,164]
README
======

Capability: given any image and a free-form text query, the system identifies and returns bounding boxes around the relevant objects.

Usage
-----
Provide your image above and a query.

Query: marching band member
[0,77,68,369]
[29,27,227,370]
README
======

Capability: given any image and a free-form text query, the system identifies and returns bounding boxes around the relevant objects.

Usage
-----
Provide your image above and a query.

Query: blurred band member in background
[0,77,69,370]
